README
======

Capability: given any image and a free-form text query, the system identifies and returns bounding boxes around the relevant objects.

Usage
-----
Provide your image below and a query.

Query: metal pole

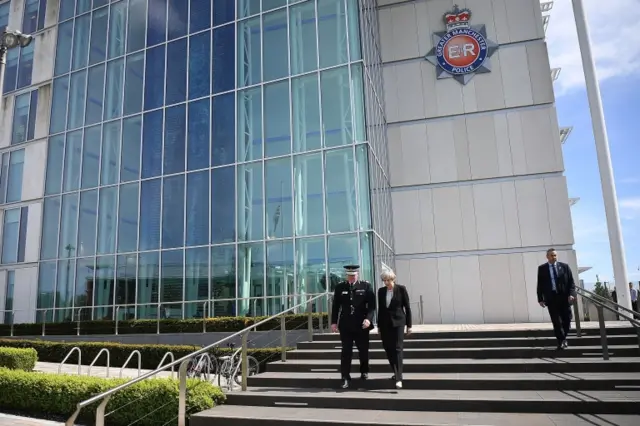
[156,305,161,335]
[596,305,609,360]
[115,306,120,336]
[177,359,189,426]
[94,394,111,426]
[573,299,582,338]
[76,308,82,336]
[42,310,47,336]
[280,315,286,362]
[419,295,425,324]
[307,300,313,341]
[571,0,631,311]
[202,301,208,333]
[0,45,6,100]
[241,333,248,391]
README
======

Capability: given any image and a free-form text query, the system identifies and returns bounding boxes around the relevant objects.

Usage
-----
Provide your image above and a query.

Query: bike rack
[87,348,111,378]
[157,352,175,378]
[58,347,82,375]
[74,308,83,336]
[9,312,14,337]
[114,306,121,335]
[120,350,142,378]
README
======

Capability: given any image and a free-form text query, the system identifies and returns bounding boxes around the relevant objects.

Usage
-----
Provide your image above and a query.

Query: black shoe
[360,373,368,380]
[562,340,568,349]
[341,379,350,389]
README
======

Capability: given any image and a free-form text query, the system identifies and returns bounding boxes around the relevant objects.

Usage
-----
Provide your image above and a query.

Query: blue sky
[545,0,640,286]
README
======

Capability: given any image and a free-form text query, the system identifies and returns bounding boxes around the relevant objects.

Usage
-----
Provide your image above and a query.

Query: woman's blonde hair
[380,269,396,281]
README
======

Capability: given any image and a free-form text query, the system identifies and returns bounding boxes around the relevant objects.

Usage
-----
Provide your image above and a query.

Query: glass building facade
[14,0,393,322]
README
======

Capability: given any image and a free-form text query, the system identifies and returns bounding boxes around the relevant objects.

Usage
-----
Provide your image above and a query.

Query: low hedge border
[0,367,224,425]
[0,347,38,371]
[0,313,329,336]
[0,339,290,371]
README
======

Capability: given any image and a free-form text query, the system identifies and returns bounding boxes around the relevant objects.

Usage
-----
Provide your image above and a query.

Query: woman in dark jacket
[376,269,412,389]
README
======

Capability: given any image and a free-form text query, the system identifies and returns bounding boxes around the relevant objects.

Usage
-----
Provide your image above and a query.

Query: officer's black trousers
[340,329,370,380]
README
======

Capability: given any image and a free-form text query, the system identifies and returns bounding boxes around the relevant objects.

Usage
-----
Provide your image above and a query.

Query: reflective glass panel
[144,45,166,110]
[1,209,19,264]
[89,7,108,65]
[317,0,348,69]
[168,0,188,40]
[262,9,288,82]
[237,162,263,241]
[56,258,75,321]
[54,21,73,76]
[296,237,326,294]
[212,24,235,93]
[162,175,185,249]
[142,110,163,179]
[74,257,94,309]
[187,99,210,171]
[166,38,188,105]
[147,0,167,46]
[237,87,263,162]
[265,157,293,239]
[108,1,127,59]
[211,166,235,244]
[45,136,65,195]
[139,178,161,251]
[40,196,61,260]
[237,17,261,88]
[211,93,235,167]
[101,121,122,186]
[63,131,83,192]
[293,153,324,236]
[164,105,186,175]
[189,0,211,34]
[289,1,317,75]
[124,52,144,116]
[104,58,124,120]
[211,244,236,316]
[325,148,357,233]
[6,150,24,203]
[97,186,117,255]
[161,249,183,318]
[237,242,264,316]
[265,239,293,315]
[137,251,159,319]
[85,65,105,126]
[127,0,147,53]
[50,76,69,135]
[72,14,90,70]
[115,254,136,319]
[77,190,98,257]
[67,71,87,130]
[188,31,211,100]
[185,247,208,307]
[264,81,290,158]
[292,74,321,152]
[117,183,140,253]
[37,261,56,322]
[186,171,209,247]
[58,193,79,258]
[93,255,115,319]
[121,116,142,182]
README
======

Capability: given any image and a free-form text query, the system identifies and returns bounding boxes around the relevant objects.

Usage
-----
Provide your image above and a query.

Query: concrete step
[312,327,638,341]
[191,405,640,426]
[298,335,640,350]
[285,346,640,360]
[266,357,640,374]
[223,388,640,415]
[247,371,640,391]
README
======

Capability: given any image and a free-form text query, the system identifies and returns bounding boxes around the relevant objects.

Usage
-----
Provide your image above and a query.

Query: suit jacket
[331,280,375,332]
[536,261,576,304]
[376,284,412,329]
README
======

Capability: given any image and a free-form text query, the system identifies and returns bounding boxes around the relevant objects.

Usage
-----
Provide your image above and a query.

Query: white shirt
[386,288,393,308]
[631,288,638,302]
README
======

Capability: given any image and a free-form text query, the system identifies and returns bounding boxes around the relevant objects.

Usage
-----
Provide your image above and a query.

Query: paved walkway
[405,321,631,333]
[36,361,175,379]
[0,413,63,425]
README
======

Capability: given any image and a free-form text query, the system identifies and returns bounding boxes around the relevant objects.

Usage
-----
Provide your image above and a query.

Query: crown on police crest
[444,5,472,31]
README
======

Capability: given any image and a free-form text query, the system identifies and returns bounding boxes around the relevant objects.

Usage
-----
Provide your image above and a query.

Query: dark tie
[552,265,558,291]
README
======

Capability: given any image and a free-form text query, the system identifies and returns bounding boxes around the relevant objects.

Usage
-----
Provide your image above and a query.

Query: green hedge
[0,313,329,336]
[0,339,289,371]
[0,367,224,425]
[0,347,38,371]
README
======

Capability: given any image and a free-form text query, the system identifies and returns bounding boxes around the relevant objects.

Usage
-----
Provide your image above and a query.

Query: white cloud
[544,0,640,96]
[619,177,640,185]
[619,197,640,220]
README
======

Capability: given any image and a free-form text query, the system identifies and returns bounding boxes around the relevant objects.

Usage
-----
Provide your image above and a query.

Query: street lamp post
[0,29,34,96]
[571,0,631,310]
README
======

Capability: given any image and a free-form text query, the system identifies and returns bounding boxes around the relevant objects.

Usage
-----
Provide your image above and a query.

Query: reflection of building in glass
[0,0,393,323]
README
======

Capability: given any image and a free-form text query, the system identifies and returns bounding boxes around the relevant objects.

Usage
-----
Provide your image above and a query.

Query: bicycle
[218,342,260,390]
[186,351,218,382]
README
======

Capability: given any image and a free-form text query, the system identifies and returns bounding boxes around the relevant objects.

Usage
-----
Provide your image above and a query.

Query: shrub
[0,347,38,371]
[0,313,329,337]
[0,367,224,425]
[0,339,289,371]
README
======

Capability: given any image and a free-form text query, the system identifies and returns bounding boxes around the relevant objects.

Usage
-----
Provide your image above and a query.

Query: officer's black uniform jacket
[331,280,376,332]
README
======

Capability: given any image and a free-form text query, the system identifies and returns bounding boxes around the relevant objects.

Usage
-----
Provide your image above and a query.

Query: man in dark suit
[376,269,412,389]
[537,248,576,350]
[330,265,375,389]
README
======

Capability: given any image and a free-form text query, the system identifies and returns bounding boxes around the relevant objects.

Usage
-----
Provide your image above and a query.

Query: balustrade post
[597,305,609,360]
[280,315,286,362]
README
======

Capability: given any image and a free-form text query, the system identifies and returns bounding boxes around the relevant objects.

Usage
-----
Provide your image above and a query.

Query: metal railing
[64,292,331,426]
[119,350,142,378]
[573,286,640,360]
[87,348,111,378]
[58,347,82,375]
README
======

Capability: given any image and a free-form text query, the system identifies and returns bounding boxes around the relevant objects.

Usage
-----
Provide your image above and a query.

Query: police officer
[330,265,375,389]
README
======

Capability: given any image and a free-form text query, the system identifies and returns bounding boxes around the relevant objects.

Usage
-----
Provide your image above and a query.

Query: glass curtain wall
[38,0,377,322]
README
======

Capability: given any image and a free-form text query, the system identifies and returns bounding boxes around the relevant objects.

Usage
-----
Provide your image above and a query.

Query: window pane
[101,121,121,185]
[238,0,260,19]
[59,0,75,21]
[265,239,294,315]
[289,1,317,75]
[359,232,374,283]
[237,17,260,88]
[121,116,142,182]
[27,90,38,141]
[38,261,56,322]
[77,190,98,257]
[77,0,91,16]
[213,0,234,26]
[185,247,208,316]
[265,157,292,239]
[104,58,124,120]
[147,0,167,46]
[118,182,139,253]
[54,21,73,76]
[115,254,136,318]
[72,14,91,70]
[63,130,83,192]
[137,251,159,319]
[296,237,326,295]
[263,0,286,12]
[351,63,366,142]
[212,24,235,93]
[142,110,163,178]
[237,242,264,316]
[237,162,263,241]
[186,171,209,247]
[85,64,105,125]
[168,0,188,40]
[237,87,262,163]
[50,76,69,134]
[325,148,357,233]
[1,209,20,264]
[6,150,24,203]
[264,81,290,157]
[189,0,210,34]
[80,126,101,189]
[0,2,9,34]
[292,74,321,152]
[162,174,185,249]
[355,144,371,230]
[139,178,161,250]
[144,45,165,110]
[211,244,236,316]
[187,98,210,171]
[56,259,75,321]
[23,0,39,34]
[108,0,127,59]
[3,48,18,93]
[321,66,353,148]
[11,93,30,145]
[40,196,61,260]
[346,0,361,61]
[166,39,187,105]
[58,193,79,258]
[161,249,183,316]
[328,233,359,279]
[294,153,324,236]
[93,255,114,319]
[211,166,235,244]
[0,154,7,203]
[211,93,235,166]
[123,52,144,115]
[97,186,117,254]
[67,70,87,130]
[164,105,187,175]
[188,30,210,100]
[4,270,14,322]
[317,0,348,68]
[89,7,109,65]
[262,9,288,82]
[128,0,147,53]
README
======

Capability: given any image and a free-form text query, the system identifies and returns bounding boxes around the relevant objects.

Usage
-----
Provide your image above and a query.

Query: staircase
[192,324,640,426]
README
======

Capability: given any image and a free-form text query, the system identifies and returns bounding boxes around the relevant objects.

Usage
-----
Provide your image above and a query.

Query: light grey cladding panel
[34,83,52,140]
[544,176,575,245]
[44,0,60,28]
[515,178,552,248]
[378,2,421,63]
[0,96,15,149]
[13,267,38,324]
[0,270,6,323]
[7,0,24,29]
[25,202,43,263]
[22,139,48,201]
[32,27,57,86]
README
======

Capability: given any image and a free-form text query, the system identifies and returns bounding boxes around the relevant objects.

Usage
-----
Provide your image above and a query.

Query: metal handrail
[87,348,111,378]
[119,350,141,378]
[58,347,82,375]
[576,289,640,327]
[577,286,639,318]
[157,352,175,379]
[65,292,330,426]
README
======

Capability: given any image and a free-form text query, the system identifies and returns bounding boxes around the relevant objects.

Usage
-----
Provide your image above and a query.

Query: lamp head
[1,30,33,50]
